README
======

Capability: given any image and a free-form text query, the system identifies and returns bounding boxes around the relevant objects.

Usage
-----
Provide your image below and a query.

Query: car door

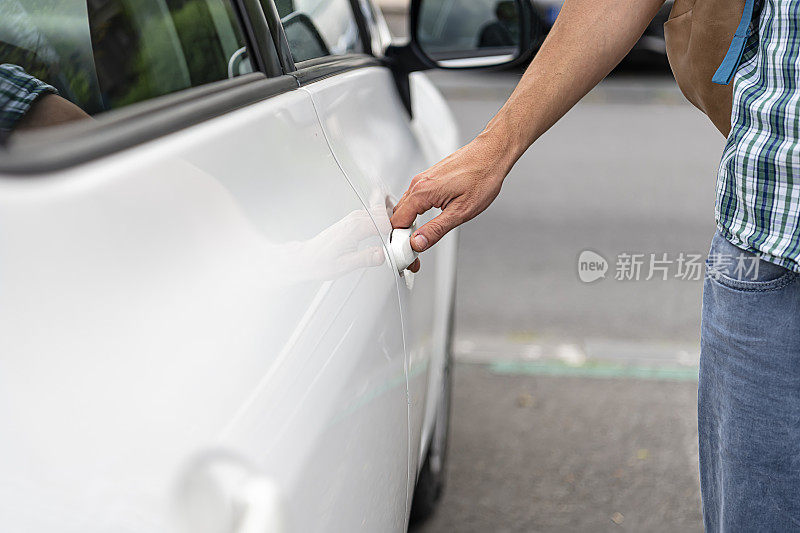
[269,0,462,500]
[0,2,408,532]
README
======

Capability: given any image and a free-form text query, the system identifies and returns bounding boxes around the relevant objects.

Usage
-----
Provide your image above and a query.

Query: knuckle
[409,175,431,193]
[425,220,445,238]
[408,190,430,210]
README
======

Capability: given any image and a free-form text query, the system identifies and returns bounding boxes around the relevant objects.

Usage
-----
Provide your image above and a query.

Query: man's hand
[391,133,510,253]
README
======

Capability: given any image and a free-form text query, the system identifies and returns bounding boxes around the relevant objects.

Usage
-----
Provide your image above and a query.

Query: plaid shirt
[0,63,56,135]
[717,0,800,272]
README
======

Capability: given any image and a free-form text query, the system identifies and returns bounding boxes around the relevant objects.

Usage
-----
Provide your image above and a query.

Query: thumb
[411,208,462,252]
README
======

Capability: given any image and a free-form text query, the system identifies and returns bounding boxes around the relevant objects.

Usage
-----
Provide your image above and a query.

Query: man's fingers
[393,176,419,214]
[391,192,431,230]
[408,258,421,273]
[411,209,462,252]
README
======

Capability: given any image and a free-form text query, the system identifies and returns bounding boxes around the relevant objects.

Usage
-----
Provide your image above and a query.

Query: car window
[273,0,363,63]
[356,0,392,56]
[0,0,253,138]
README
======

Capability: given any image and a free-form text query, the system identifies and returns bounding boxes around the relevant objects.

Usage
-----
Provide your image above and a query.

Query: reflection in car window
[273,0,363,63]
[0,0,252,138]
[417,0,520,57]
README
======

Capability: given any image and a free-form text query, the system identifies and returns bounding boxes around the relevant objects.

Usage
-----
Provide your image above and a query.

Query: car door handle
[232,476,285,533]
[175,452,286,533]
[389,222,419,272]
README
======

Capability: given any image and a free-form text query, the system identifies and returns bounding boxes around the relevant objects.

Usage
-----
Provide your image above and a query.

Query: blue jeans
[700,231,800,531]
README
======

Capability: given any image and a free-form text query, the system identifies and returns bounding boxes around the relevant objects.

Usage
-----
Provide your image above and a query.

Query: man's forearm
[483,0,667,172]
[390,0,669,251]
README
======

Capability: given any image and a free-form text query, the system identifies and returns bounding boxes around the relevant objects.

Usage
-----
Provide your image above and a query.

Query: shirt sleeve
[0,63,58,135]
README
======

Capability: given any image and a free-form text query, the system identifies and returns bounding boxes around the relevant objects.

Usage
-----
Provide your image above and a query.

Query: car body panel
[0,89,410,532]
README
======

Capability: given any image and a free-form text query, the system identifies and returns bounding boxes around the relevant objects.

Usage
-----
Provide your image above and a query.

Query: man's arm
[391,0,667,255]
[16,93,89,132]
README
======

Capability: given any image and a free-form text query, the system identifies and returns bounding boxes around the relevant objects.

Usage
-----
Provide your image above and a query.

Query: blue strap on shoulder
[712,0,757,85]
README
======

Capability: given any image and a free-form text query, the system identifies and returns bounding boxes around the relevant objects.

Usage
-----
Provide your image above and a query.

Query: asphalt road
[404,69,723,532]
[414,364,702,533]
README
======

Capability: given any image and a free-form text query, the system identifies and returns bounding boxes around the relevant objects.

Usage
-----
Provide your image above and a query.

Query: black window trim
[236,0,284,77]
[348,0,376,56]
[290,54,383,86]
[260,0,296,74]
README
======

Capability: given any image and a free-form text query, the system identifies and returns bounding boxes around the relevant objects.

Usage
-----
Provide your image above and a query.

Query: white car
[0,0,532,531]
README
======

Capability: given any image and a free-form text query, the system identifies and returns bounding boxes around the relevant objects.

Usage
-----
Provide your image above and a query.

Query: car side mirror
[282,12,330,63]
[385,0,534,112]
[414,0,532,69]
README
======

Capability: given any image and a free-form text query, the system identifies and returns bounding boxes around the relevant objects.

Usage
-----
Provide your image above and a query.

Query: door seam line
[301,86,414,523]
